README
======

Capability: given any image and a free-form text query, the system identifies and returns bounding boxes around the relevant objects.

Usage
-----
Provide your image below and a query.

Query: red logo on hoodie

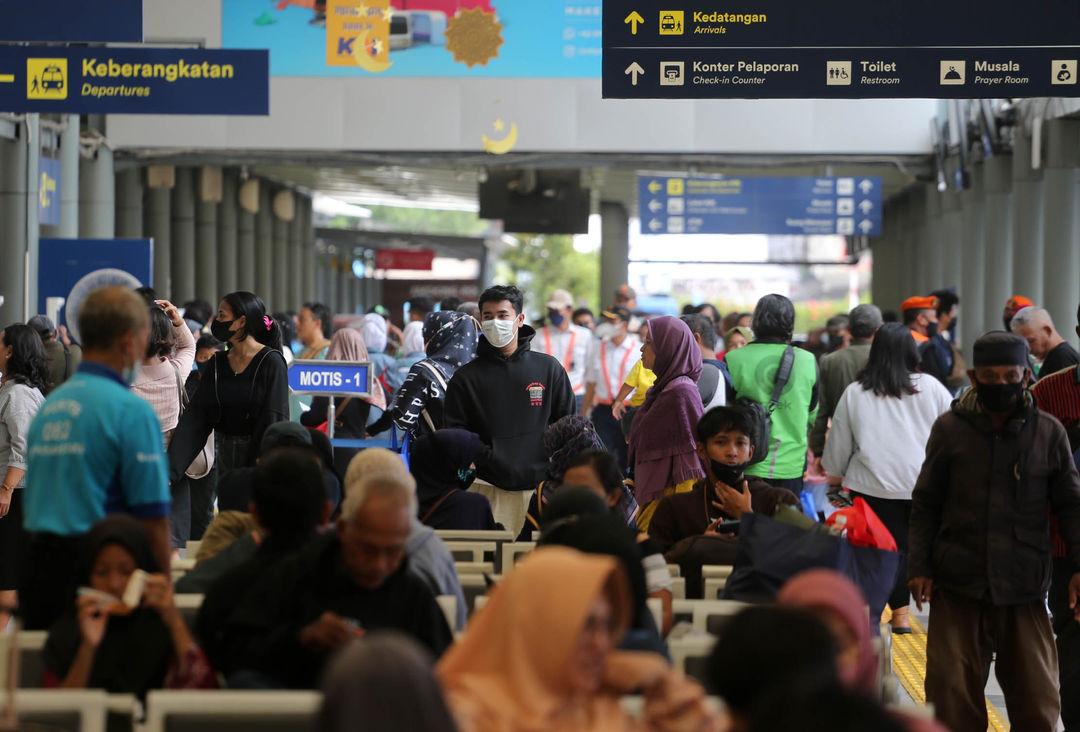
[527,382,546,406]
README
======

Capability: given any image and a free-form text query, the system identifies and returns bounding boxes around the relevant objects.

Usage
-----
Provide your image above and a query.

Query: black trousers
[590,403,628,473]
[19,532,83,630]
[853,492,911,611]
[1050,556,1080,731]
[0,489,26,591]
[188,467,218,541]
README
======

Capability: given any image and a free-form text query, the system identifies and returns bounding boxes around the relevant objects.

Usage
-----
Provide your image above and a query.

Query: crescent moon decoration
[482,121,518,155]
[352,28,393,72]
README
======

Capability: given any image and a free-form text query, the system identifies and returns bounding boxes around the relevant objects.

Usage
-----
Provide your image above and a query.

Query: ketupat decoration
[445,7,504,68]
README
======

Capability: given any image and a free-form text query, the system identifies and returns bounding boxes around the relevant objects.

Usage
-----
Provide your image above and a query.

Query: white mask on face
[594,322,616,341]
[482,318,518,348]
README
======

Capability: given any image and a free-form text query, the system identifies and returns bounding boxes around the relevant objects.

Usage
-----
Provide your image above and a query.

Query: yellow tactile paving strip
[890,615,1009,732]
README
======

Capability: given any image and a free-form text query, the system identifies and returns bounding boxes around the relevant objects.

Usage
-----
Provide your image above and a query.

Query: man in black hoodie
[443,285,575,534]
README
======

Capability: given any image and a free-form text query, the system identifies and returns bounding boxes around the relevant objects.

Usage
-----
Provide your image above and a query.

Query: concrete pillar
[938,189,963,292]
[958,164,985,353]
[58,114,79,239]
[237,203,256,294]
[920,186,944,299]
[1012,130,1045,306]
[302,198,316,306]
[877,189,910,312]
[217,169,238,297]
[170,167,196,303]
[289,196,304,310]
[599,202,629,310]
[195,196,218,305]
[24,114,39,318]
[78,146,114,238]
[145,184,171,297]
[325,253,338,316]
[272,205,289,312]
[982,156,1014,338]
[337,256,350,314]
[0,131,28,322]
[1040,118,1080,337]
[115,168,143,239]
[255,183,274,303]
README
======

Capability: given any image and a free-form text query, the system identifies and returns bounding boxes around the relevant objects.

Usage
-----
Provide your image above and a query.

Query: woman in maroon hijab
[628,316,705,531]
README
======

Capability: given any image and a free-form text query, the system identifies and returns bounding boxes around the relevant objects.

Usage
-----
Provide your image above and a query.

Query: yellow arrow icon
[624,11,644,34]
[648,180,662,194]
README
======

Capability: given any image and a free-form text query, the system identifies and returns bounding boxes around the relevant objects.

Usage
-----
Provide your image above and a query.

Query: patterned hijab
[543,415,604,481]
[423,311,479,372]
[327,328,386,410]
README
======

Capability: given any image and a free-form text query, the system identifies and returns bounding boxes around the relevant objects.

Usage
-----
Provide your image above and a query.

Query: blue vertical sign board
[38,158,61,227]
[288,361,373,397]
[37,238,152,324]
[638,176,882,236]
[0,0,143,42]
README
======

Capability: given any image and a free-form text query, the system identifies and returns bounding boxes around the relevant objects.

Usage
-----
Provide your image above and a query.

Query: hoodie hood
[477,323,537,361]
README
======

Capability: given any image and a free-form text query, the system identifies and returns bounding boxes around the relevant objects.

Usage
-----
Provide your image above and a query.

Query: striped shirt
[1032,365,1080,558]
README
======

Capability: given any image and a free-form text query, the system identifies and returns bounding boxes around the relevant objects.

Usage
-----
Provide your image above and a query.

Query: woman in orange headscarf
[437,546,723,732]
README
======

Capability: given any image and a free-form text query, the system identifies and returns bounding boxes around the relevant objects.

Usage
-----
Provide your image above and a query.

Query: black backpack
[736,345,795,466]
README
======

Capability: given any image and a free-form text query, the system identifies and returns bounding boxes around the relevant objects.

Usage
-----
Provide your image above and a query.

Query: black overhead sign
[603,0,1080,99]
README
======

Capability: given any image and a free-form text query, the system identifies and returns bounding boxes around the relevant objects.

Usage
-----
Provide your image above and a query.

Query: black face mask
[925,322,939,338]
[976,381,1024,414]
[710,459,748,488]
[211,319,236,343]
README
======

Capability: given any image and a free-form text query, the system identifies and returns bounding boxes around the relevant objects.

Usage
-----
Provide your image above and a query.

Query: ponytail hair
[222,291,283,352]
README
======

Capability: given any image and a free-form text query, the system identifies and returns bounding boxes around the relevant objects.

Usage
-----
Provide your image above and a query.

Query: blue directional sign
[0,47,269,115]
[0,0,143,43]
[638,176,882,236]
[288,360,372,397]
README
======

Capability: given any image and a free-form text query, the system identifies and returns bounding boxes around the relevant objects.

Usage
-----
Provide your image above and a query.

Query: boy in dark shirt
[648,405,796,553]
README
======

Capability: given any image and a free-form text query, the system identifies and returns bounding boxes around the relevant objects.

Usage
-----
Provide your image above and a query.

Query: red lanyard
[543,327,577,374]
[600,340,634,402]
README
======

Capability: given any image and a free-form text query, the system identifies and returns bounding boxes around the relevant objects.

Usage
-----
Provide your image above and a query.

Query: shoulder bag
[172,361,216,480]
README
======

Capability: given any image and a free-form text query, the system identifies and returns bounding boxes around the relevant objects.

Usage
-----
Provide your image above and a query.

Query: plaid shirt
[1033,365,1080,558]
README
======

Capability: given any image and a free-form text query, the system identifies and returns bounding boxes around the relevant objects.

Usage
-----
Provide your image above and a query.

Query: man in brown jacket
[909,331,1080,732]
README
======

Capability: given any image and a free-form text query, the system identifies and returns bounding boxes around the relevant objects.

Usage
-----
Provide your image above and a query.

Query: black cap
[601,305,632,323]
[27,315,55,337]
[972,331,1030,367]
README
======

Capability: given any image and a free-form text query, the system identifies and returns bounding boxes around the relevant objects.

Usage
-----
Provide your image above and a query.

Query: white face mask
[594,322,616,341]
[482,318,518,348]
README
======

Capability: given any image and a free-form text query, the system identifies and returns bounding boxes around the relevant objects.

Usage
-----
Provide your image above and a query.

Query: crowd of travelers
[0,279,1078,732]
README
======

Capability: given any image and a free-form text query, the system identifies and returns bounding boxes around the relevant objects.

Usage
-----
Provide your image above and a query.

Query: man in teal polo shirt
[21,286,171,630]
[726,293,819,494]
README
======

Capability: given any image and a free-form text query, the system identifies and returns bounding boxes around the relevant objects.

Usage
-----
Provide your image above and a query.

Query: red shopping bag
[825,497,897,552]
